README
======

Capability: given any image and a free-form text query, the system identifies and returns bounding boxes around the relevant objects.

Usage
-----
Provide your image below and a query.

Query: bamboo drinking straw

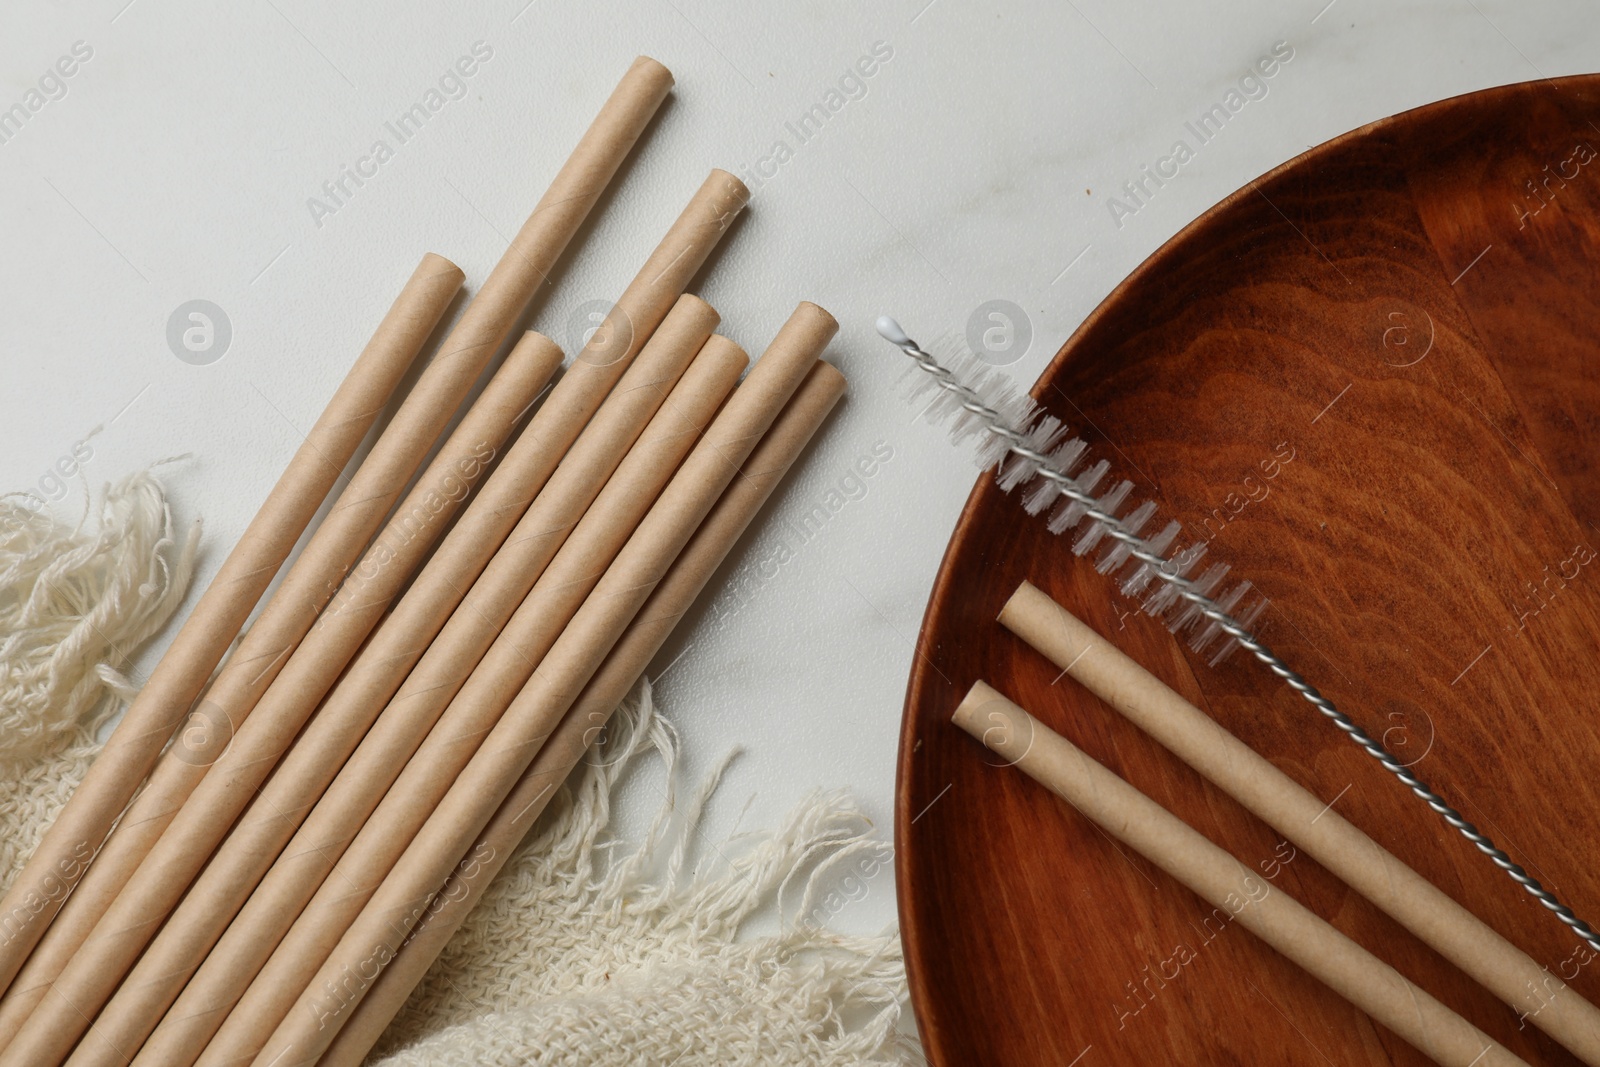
[203,331,754,1067]
[0,54,671,1044]
[136,297,726,1067]
[0,343,558,1067]
[953,681,1528,1067]
[242,303,836,1067]
[76,314,709,1067]
[321,361,846,1067]
[999,581,1600,1065]
[0,253,460,1002]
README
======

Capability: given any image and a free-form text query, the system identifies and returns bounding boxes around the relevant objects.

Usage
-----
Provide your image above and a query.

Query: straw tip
[630,55,674,86]
[875,316,912,347]
[703,333,751,371]
[998,580,1039,622]
[952,679,1004,731]
[809,359,848,398]
[707,168,752,205]
[419,251,467,284]
[513,329,565,364]
[672,292,717,316]
[795,301,839,333]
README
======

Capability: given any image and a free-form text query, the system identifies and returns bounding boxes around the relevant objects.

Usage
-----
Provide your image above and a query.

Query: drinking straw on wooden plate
[1,338,558,1067]
[76,310,709,1067]
[242,302,837,1067]
[132,208,742,1065]
[0,52,672,1049]
[0,252,461,1005]
[200,328,753,1067]
[321,359,846,1067]
[953,680,1529,1067]
[999,580,1600,1066]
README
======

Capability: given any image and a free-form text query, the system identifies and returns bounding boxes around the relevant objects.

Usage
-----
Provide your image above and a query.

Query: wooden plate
[896,75,1600,1066]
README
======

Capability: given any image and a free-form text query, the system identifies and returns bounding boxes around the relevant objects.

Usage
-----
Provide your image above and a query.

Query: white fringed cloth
[0,473,920,1066]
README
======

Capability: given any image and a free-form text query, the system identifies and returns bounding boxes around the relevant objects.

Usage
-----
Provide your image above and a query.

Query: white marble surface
[1,0,1593,946]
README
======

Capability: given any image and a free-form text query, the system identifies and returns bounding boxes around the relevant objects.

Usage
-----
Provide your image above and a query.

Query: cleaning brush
[876,314,1600,954]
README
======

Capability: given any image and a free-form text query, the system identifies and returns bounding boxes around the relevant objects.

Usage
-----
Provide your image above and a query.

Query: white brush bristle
[1143,542,1206,617]
[1072,480,1132,555]
[886,317,1264,662]
[1020,439,1086,515]
[1096,499,1157,574]
[1207,592,1269,665]
[1169,562,1231,633]
[1119,520,1181,597]
[1044,459,1109,534]
[902,337,1047,475]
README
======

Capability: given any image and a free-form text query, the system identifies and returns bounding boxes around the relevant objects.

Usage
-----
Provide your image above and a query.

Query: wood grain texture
[897,75,1600,1067]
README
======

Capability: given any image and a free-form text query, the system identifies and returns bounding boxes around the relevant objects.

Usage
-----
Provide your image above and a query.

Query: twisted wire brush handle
[877,315,1600,955]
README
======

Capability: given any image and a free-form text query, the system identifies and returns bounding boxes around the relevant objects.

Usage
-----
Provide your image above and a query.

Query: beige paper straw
[1,340,558,1067]
[1000,581,1600,1065]
[322,361,846,1067]
[0,54,672,1047]
[198,330,756,1067]
[566,167,748,377]
[0,253,460,1004]
[79,301,713,1067]
[0,253,485,1046]
[953,681,1527,1067]
[64,333,566,1067]
[137,296,725,1067]
[243,303,836,1066]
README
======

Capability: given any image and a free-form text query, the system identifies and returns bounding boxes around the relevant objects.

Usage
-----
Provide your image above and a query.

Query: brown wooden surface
[897,75,1600,1067]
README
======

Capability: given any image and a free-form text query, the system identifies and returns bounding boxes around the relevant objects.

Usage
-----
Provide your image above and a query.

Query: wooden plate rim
[891,71,1600,1065]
